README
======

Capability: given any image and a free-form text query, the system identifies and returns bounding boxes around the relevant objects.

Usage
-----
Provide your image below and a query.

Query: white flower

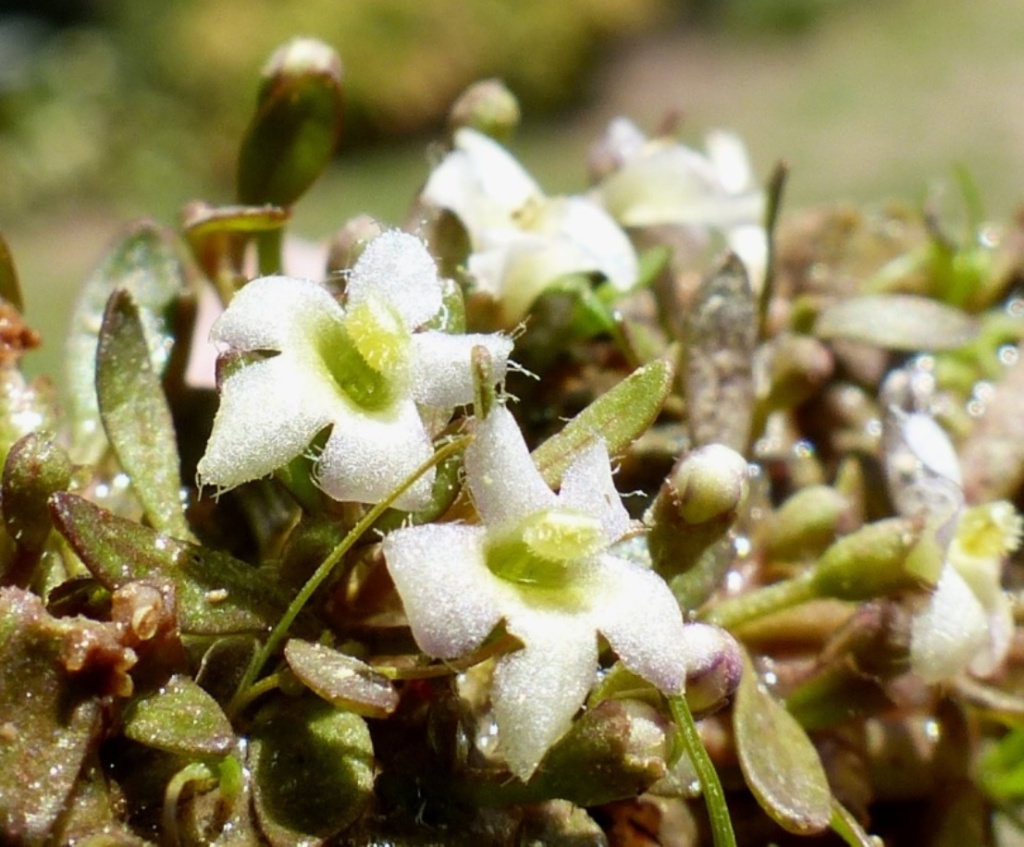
[196,230,513,511]
[422,127,639,325]
[888,410,1021,682]
[592,118,767,292]
[383,405,714,780]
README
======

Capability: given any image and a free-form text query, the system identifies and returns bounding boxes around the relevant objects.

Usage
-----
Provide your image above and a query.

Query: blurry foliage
[0,0,667,219]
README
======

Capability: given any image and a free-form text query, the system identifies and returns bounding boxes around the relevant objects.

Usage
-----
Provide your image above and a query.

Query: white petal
[910,567,990,683]
[197,355,333,490]
[969,590,1014,678]
[727,223,769,296]
[423,128,541,237]
[383,523,503,659]
[345,231,443,330]
[558,440,631,543]
[316,397,435,510]
[599,146,763,229]
[705,130,753,193]
[492,608,598,780]
[588,554,688,694]
[534,196,639,292]
[409,331,514,407]
[211,275,342,352]
[465,406,556,527]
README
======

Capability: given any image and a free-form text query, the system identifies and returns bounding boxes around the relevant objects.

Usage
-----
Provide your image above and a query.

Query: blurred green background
[2,0,1024,384]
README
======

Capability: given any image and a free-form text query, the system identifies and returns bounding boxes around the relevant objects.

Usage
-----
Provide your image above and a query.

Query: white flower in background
[422,127,639,325]
[592,117,768,292]
[887,409,1021,682]
[384,405,719,780]
[197,230,513,511]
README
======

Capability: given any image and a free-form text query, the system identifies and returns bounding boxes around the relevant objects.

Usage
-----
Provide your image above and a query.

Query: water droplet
[999,345,1019,366]
[733,536,751,558]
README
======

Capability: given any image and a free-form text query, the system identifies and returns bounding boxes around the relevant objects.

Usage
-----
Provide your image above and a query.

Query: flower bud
[762,484,851,562]
[447,78,520,144]
[761,333,834,413]
[681,622,744,717]
[326,215,384,277]
[671,444,750,525]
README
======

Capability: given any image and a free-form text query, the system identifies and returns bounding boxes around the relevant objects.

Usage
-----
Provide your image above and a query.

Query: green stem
[228,435,472,718]
[668,694,737,847]
[256,227,284,276]
[702,570,817,630]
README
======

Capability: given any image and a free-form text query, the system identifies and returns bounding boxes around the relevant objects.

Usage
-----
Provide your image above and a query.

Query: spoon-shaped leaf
[814,294,977,351]
[123,674,234,759]
[96,289,191,540]
[733,654,832,835]
[50,492,284,635]
[531,359,673,488]
[284,639,398,719]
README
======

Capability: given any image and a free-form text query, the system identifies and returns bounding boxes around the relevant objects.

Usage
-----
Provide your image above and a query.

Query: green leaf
[733,654,832,835]
[96,290,191,540]
[532,359,673,488]
[284,639,398,718]
[0,587,105,843]
[814,293,977,351]
[685,252,757,451]
[66,222,188,463]
[237,39,344,208]
[0,232,24,313]
[123,675,235,759]
[250,698,373,844]
[49,492,285,635]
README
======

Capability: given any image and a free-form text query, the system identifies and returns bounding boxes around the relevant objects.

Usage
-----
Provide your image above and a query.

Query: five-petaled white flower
[422,127,639,326]
[384,405,715,780]
[197,230,513,511]
[592,117,767,292]
[887,409,1021,682]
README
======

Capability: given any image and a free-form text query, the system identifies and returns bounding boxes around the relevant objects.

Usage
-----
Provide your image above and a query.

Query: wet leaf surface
[50,492,285,635]
[66,222,188,462]
[123,674,235,759]
[814,293,977,351]
[734,655,832,835]
[284,639,398,718]
[250,697,373,845]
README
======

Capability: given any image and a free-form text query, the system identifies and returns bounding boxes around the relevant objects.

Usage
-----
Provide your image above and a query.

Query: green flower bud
[762,484,851,562]
[447,78,520,144]
[671,444,749,525]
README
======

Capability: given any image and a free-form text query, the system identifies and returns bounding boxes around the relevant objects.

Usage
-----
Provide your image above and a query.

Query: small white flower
[384,405,713,780]
[592,118,767,292]
[197,230,513,511]
[888,409,1021,682]
[422,127,639,325]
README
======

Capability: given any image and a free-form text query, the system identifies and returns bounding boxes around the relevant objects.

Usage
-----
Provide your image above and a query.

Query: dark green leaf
[237,39,344,208]
[814,293,977,351]
[250,698,373,844]
[734,654,832,835]
[123,675,234,759]
[0,587,105,842]
[532,359,673,488]
[66,222,187,462]
[50,492,285,635]
[284,639,398,718]
[96,289,191,540]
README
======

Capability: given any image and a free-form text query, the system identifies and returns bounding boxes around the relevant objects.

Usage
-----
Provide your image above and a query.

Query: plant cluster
[3,36,1024,846]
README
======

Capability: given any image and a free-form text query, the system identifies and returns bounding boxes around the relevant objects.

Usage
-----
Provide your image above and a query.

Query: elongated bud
[761,334,834,413]
[810,517,925,600]
[762,484,851,562]
[447,78,520,143]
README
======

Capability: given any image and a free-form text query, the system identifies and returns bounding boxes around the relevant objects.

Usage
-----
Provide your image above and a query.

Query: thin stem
[668,694,737,847]
[228,435,473,718]
[372,632,521,680]
[702,570,817,630]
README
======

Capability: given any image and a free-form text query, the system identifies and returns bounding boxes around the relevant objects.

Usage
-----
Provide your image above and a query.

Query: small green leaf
[123,675,235,759]
[96,290,191,540]
[237,38,344,208]
[734,654,832,835]
[49,492,285,635]
[0,233,24,312]
[532,359,673,488]
[686,252,757,451]
[250,698,373,844]
[66,222,188,462]
[284,639,398,718]
[814,294,977,351]
[2,433,71,551]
